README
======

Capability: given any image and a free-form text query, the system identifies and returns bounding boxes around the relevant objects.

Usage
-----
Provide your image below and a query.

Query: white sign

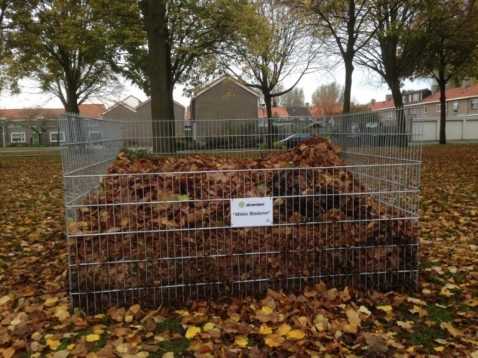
[230,197,273,227]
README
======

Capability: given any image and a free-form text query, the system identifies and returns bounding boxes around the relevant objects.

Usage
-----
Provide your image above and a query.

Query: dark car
[277,133,313,149]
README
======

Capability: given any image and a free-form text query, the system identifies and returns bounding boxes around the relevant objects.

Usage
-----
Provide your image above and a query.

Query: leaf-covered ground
[0,145,477,358]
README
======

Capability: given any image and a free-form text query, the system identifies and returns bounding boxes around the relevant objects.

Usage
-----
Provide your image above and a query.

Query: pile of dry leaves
[69,137,417,309]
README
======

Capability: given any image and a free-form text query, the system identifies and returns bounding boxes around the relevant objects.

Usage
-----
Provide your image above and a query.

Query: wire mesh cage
[60,108,423,313]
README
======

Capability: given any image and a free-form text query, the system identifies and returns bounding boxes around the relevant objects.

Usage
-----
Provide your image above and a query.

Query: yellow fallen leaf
[175,310,190,317]
[185,326,201,339]
[435,346,445,352]
[67,344,75,350]
[441,321,463,337]
[0,295,12,305]
[359,305,371,316]
[203,322,217,331]
[94,314,106,319]
[397,321,413,329]
[129,304,141,314]
[259,324,272,335]
[346,308,361,325]
[376,305,393,312]
[235,336,248,347]
[46,338,61,350]
[440,288,453,297]
[264,334,285,347]
[86,334,100,342]
[261,306,273,314]
[44,297,59,306]
[125,315,133,323]
[2,347,15,358]
[276,323,292,336]
[287,329,306,340]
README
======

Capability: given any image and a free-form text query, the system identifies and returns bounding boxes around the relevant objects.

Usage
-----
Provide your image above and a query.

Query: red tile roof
[370,100,395,111]
[421,84,478,103]
[0,104,106,120]
[258,107,289,117]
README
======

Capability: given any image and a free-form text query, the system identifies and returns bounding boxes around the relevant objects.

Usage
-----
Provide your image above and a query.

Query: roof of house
[137,98,186,109]
[121,95,143,108]
[0,104,106,120]
[285,107,312,116]
[195,75,260,98]
[421,84,478,104]
[103,101,137,115]
[258,107,290,118]
[370,99,395,111]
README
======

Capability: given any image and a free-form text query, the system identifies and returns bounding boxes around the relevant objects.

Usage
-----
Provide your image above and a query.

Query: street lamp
[0,118,6,149]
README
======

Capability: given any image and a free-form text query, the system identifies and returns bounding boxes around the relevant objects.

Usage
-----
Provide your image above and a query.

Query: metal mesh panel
[61,109,423,313]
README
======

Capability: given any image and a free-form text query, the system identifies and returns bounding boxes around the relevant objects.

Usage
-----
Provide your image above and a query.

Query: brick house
[190,76,259,141]
[0,104,105,147]
[102,96,187,147]
[369,81,478,141]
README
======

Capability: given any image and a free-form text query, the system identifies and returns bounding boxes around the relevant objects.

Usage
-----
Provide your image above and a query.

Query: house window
[11,132,26,143]
[410,107,416,115]
[423,106,427,116]
[437,103,447,112]
[387,111,393,118]
[470,99,478,109]
[452,101,459,113]
[50,131,65,143]
[412,93,421,101]
[85,119,99,127]
[88,131,103,141]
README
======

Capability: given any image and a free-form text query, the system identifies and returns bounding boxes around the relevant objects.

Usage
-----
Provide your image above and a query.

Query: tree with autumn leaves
[1,0,137,113]
[2,0,478,149]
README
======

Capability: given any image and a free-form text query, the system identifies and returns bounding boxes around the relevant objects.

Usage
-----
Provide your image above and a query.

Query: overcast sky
[0,68,432,110]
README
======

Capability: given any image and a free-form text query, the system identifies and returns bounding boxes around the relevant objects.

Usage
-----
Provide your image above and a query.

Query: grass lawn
[0,144,477,357]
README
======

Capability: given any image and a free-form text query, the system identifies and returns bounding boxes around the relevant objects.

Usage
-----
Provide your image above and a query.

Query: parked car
[277,133,313,149]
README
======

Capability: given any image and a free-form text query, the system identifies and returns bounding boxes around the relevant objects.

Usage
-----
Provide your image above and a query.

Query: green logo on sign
[238,201,245,208]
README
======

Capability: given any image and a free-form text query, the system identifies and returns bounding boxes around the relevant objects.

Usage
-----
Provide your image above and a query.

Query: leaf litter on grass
[0,145,477,357]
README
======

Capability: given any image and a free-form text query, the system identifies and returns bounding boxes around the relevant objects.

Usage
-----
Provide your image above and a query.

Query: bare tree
[222,0,322,147]
[19,107,56,146]
[291,0,378,113]
[282,87,305,107]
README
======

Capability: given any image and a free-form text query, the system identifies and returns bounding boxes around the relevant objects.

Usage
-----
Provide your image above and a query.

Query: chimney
[371,99,376,105]
[462,78,473,92]
[305,102,309,108]
[385,94,393,102]
[431,84,438,94]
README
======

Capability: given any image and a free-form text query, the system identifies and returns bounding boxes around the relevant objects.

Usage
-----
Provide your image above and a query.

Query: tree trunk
[65,87,80,114]
[438,72,447,145]
[389,77,408,147]
[342,54,354,114]
[140,0,175,154]
[264,93,274,149]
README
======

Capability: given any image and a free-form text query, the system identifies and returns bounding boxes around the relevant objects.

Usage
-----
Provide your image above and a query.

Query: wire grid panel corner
[61,110,423,313]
